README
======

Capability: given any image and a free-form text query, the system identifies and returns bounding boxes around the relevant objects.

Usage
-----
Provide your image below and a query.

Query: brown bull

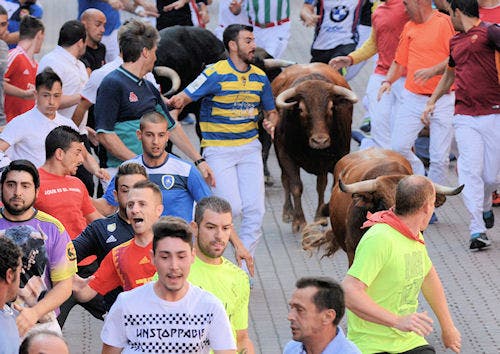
[303,148,463,265]
[272,63,358,233]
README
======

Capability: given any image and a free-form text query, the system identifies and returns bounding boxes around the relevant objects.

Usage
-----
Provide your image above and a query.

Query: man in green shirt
[342,175,461,354]
[188,196,255,354]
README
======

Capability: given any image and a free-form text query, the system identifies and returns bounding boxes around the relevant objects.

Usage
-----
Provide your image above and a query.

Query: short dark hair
[448,0,479,17]
[295,277,345,326]
[222,24,253,51]
[0,159,40,189]
[0,237,22,281]
[45,126,82,161]
[114,163,148,191]
[394,175,435,216]
[19,15,44,40]
[19,330,67,354]
[0,5,7,16]
[35,67,63,91]
[153,216,193,253]
[118,19,159,63]
[139,111,167,130]
[194,196,232,226]
[58,20,86,47]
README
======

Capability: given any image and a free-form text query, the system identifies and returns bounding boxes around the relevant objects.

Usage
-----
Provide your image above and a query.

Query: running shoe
[469,233,491,250]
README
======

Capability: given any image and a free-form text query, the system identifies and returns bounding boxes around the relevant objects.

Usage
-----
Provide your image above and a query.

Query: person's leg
[390,89,426,175]
[427,92,454,185]
[235,140,265,256]
[255,23,291,59]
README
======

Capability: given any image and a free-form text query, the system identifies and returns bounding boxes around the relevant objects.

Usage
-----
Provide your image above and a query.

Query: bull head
[153,66,181,96]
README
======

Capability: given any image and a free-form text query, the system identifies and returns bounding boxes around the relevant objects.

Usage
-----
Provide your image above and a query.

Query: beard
[197,238,226,259]
[1,195,34,216]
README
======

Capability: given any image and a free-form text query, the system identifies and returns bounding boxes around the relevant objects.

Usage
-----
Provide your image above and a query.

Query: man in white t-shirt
[100,216,237,354]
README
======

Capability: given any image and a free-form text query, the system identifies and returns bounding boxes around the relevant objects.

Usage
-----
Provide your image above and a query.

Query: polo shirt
[94,66,176,168]
[38,46,89,130]
[283,327,360,353]
[0,107,79,167]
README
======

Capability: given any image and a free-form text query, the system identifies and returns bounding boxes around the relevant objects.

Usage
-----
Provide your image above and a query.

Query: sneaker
[429,212,438,224]
[483,210,494,229]
[469,233,491,250]
[360,117,371,133]
[493,191,500,207]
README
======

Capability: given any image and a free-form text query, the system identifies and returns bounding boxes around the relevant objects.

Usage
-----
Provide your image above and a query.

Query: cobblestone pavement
[40,1,500,353]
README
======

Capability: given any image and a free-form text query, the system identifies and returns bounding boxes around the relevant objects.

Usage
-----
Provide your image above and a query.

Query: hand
[87,127,99,146]
[301,12,320,27]
[394,311,434,337]
[197,160,216,187]
[414,67,436,86]
[377,81,391,101]
[329,56,352,71]
[442,326,461,353]
[263,118,275,139]
[23,83,36,100]
[235,246,254,277]
[198,3,210,25]
[94,167,111,181]
[108,0,125,10]
[421,101,435,127]
[163,0,189,12]
[166,95,184,110]
[229,0,243,15]
[13,304,39,337]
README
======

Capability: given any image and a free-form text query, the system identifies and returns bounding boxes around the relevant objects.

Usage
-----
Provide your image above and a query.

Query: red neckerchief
[361,208,425,245]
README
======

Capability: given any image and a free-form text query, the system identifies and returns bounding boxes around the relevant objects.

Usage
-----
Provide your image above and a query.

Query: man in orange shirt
[72,180,163,303]
[378,0,455,224]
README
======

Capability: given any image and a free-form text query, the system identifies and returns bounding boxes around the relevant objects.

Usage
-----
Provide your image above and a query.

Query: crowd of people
[0,0,498,353]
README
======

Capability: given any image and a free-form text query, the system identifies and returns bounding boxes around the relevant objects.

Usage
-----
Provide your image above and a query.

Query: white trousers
[360,74,405,150]
[253,22,291,59]
[454,113,500,235]
[391,89,454,185]
[203,139,265,256]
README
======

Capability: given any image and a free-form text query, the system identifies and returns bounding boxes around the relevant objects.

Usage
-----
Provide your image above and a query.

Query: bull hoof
[282,212,293,223]
[314,216,329,227]
[292,220,306,233]
[264,175,274,187]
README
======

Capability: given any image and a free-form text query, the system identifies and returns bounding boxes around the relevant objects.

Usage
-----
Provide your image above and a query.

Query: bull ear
[352,193,373,208]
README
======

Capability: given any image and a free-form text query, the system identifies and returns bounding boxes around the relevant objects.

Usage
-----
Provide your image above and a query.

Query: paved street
[38,1,500,353]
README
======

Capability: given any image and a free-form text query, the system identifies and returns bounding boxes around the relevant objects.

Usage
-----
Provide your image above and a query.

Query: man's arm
[58,94,82,110]
[421,267,461,353]
[413,58,448,86]
[92,198,118,216]
[4,81,35,99]
[102,344,123,354]
[14,278,72,337]
[263,109,279,139]
[300,3,320,27]
[377,60,405,101]
[236,329,255,354]
[229,230,254,276]
[98,132,137,162]
[342,275,434,336]
[82,147,111,181]
[72,274,99,303]
[421,66,455,126]
[85,210,104,224]
[72,98,93,127]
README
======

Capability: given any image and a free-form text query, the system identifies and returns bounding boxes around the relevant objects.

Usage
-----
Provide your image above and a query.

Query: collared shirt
[38,45,89,131]
[283,327,361,354]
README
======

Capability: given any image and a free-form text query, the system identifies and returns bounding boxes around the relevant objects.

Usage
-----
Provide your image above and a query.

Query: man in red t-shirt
[4,16,44,122]
[72,180,163,303]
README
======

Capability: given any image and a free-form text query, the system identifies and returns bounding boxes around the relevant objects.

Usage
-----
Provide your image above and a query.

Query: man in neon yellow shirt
[343,175,461,354]
[188,196,255,354]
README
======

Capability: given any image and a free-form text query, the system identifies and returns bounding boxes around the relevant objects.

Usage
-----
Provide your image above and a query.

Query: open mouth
[132,217,144,226]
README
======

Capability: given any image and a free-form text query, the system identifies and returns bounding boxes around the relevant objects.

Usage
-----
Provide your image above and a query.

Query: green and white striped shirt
[246,0,290,27]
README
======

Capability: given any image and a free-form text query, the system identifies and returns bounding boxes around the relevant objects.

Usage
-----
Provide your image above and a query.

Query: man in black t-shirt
[80,8,107,72]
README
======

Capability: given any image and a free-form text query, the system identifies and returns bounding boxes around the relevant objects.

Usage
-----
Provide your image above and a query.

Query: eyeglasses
[0,22,7,27]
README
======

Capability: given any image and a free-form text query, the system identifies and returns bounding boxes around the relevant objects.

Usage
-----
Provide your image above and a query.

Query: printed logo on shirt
[107,223,117,232]
[139,256,150,265]
[23,69,30,75]
[129,92,138,102]
[331,6,349,22]
[66,242,77,262]
[471,34,478,43]
[186,74,207,93]
[161,175,175,190]
[106,235,117,243]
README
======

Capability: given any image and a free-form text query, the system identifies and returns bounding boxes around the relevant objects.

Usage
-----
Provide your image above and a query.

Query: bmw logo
[331,6,349,22]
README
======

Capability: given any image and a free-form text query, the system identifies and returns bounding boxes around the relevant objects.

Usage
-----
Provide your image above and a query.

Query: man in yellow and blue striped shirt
[168,24,278,273]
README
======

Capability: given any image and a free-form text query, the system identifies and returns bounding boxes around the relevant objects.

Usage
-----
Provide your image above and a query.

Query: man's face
[234,30,256,64]
[153,236,195,294]
[114,174,148,216]
[195,210,232,260]
[1,171,37,217]
[288,287,325,342]
[83,13,106,45]
[35,82,62,119]
[126,187,162,235]
[137,121,169,161]
[60,142,84,176]
[403,0,419,22]
[144,45,157,73]
[34,30,44,54]
[450,9,464,32]
[0,14,8,38]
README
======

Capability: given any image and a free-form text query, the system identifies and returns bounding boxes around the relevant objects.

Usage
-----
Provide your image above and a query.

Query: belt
[250,18,290,29]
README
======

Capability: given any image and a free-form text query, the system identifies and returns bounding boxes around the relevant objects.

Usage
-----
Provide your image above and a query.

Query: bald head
[395,175,435,216]
[19,331,70,354]
[81,8,106,46]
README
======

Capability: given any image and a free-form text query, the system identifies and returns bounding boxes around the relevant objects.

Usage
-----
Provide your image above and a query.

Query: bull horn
[275,87,298,109]
[339,178,378,194]
[263,58,296,69]
[433,183,464,195]
[154,66,181,96]
[329,84,358,103]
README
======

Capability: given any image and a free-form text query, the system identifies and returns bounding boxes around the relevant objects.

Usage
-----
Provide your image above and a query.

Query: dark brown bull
[272,63,358,232]
[303,148,463,265]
